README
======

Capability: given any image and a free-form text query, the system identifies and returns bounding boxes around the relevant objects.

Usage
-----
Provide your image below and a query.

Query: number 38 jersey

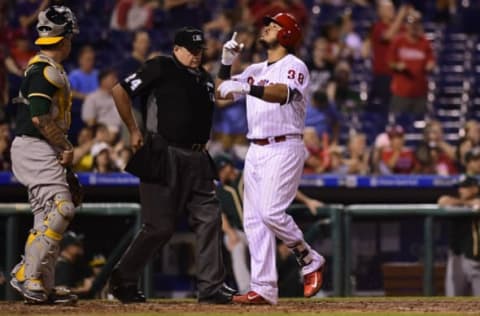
[233,54,309,139]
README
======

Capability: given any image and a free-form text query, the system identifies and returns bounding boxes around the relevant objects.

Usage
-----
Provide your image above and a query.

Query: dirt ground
[2,298,480,315]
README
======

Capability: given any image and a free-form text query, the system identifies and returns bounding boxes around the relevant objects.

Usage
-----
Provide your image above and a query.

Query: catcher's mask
[35,5,79,46]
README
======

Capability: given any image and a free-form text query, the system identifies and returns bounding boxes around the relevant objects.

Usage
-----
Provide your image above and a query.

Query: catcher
[9,5,83,304]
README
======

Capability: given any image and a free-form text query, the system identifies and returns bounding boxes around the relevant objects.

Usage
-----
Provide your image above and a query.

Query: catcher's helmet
[35,5,79,46]
[263,13,301,49]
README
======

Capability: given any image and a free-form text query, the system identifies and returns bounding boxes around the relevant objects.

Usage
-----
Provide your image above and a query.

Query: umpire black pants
[115,146,225,298]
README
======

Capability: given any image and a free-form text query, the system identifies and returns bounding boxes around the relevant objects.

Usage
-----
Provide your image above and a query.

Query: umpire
[110,27,236,304]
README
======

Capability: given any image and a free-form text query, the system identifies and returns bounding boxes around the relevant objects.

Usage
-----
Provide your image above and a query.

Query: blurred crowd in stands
[1,0,478,176]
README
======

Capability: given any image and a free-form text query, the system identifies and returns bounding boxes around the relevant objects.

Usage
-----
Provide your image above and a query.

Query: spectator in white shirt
[82,68,122,141]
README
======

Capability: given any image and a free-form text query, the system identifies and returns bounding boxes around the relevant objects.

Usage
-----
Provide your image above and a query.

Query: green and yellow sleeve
[26,63,59,117]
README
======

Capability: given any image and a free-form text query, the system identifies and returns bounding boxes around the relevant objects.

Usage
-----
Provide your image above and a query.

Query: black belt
[147,133,206,152]
[250,134,303,146]
[168,142,206,152]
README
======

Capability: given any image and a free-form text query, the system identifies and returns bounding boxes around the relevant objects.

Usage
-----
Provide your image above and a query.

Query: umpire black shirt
[120,54,216,144]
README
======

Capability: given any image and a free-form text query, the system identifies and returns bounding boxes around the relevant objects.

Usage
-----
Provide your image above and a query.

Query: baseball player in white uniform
[216,13,326,304]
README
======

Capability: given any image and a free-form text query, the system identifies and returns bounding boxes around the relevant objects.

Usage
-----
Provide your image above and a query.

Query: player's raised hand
[222,32,244,66]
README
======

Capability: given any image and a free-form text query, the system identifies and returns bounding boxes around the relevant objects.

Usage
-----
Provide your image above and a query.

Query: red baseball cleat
[304,264,325,298]
[232,291,270,305]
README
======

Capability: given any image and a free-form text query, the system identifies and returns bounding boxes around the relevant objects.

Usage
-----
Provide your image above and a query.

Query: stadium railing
[0,203,141,300]
[344,204,480,297]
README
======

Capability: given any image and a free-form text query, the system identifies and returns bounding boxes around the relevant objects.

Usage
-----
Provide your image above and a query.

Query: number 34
[287,70,304,84]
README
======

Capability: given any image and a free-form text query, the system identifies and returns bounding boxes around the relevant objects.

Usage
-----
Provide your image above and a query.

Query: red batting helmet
[263,13,301,49]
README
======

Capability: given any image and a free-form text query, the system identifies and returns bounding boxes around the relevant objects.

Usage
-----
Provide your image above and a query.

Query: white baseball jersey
[237,53,325,304]
[233,54,309,139]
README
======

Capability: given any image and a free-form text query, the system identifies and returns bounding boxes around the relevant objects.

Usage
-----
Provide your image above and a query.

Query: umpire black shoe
[111,284,146,304]
[220,283,238,296]
[198,284,236,304]
[47,287,78,305]
[110,269,146,304]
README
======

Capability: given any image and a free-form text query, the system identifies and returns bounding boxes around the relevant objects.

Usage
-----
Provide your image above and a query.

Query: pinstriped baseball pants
[243,138,324,304]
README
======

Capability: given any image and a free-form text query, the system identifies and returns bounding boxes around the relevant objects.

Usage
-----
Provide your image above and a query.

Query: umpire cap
[174,27,206,53]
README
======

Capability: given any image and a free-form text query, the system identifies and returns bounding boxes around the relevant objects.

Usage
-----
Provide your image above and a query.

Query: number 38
[287,69,305,84]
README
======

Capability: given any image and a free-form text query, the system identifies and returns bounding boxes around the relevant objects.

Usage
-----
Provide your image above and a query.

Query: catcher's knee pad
[44,192,75,238]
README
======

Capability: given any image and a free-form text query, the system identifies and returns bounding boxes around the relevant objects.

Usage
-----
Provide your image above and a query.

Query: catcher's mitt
[66,167,84,207]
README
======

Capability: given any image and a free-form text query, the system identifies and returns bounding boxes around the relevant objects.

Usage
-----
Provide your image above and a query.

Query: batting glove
[217,80,250,98]
[222,32,244,66]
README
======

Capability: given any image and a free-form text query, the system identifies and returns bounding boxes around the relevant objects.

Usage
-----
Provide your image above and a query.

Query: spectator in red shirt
[110,0,155,31]
[415,142,457,175]
[367,0,409,108]
[388,11,435,117]
[9,31,36,72]
[303,127,331,174]
[378,124,416,174]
